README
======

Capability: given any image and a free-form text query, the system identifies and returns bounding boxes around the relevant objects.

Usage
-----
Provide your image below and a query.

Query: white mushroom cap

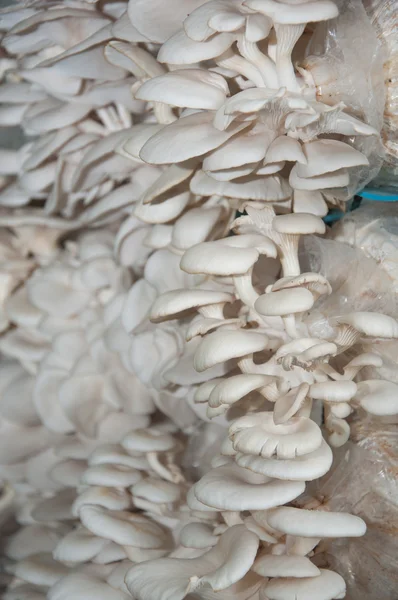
[181,241,259,276]
[309,381,357,403]
[80,464,142,487]
[53,526,108,564]
[193,463,305,510]
[179,522,218,549]
[88,445,150,470]
[244,0,339,25]
[209,374,272,408]
[12,553,68,587]
[229,413,323,459]
[263,568,346,600]
[235,439,333,481]
[125,525,259,600]
[195,378,225,403]
[273,213,326,236]
[194,330,269,372]
[72,486,131,516]
[79,505,168,548]
[150,289,234,323]
[131,478,181,504]
[335,312,398,339]
[122,429,176,453]
[296,139,369,178]
[266,507,366,538]
[356,380,398,416]
[49,572,130,600]
[255,288,314,317]
[253,554,320,578]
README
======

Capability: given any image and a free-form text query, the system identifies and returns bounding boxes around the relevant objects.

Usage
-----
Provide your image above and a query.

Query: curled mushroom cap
[194,330,269,372]
[150,289,234,323]
[271,272,331,297]
[72,486,131,516]
[263,568,346,600]
[266,506,366,538]
[229,412,323,459]
[253,554,320,578]
[53,526,108,564]
[79,505,169,548]
[355,380,398,416]
[335,312,398,339]
[235,439,333,481]
[125,525,259,600]
[255,288,314,317]
[309,381,357,403]
[193,463,305,510]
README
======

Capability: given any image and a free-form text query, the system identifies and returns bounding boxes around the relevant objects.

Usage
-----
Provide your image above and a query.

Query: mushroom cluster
[0,1,397,600]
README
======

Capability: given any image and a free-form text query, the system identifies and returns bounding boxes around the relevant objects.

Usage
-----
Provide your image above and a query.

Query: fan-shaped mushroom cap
[266,506,366,538]
[235,439,332,481]
[229,413,322,459]
[253,554,320,578]
[135,69,228,110]
[296,139,368,178]
[181,241,258,276]
[79,505,168,548]
[195,378,225,403]
[263,568,346,600]
[88,445,149,470]
[309,381,357,403]
[193,463,304,510]
[273,213,326,236]
[209,374,272,408]
[194,329,269,372]
[244,0,338,25]
[265,136,306,164]
[335,312,398,339]
[122,429,176,453]
[179,522,218,549]
[12,553,68,587]
[125,525,259,600]
[150,289,234,323]
[50,459,86,487]
[72,486,131,516]
[80,464,142,487]
[53,527,107,563]
[181,235,276,276]
[356,380,398,415]
[49,572,130,600]
[131,478,181,504]
[255,288,314,317]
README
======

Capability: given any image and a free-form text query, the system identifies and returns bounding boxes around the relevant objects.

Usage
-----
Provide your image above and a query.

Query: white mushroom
[266,506,366,538]
[355,380,398,416]
[255,288,314,338]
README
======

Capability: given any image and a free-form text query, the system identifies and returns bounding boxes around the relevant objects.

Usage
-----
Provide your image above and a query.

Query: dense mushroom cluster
[0,1,397,600]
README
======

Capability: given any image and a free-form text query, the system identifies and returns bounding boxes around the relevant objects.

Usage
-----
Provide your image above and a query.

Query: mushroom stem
[274,24,305,92]
[217,50,265,88]
[237,37,278,88]
[279,236,301,277]
[283,315,299,339]
[154,102,176,124]
[222,511,243,526]
[147,452,175,483]
[233,271,259,308]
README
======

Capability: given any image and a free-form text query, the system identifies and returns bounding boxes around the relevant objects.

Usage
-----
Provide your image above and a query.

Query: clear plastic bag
[303,0,386,197]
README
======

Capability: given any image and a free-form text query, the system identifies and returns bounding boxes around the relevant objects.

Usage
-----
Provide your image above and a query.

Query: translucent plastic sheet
[304,0,385,197]
[312,425,398,600]
[300,234,398,342]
